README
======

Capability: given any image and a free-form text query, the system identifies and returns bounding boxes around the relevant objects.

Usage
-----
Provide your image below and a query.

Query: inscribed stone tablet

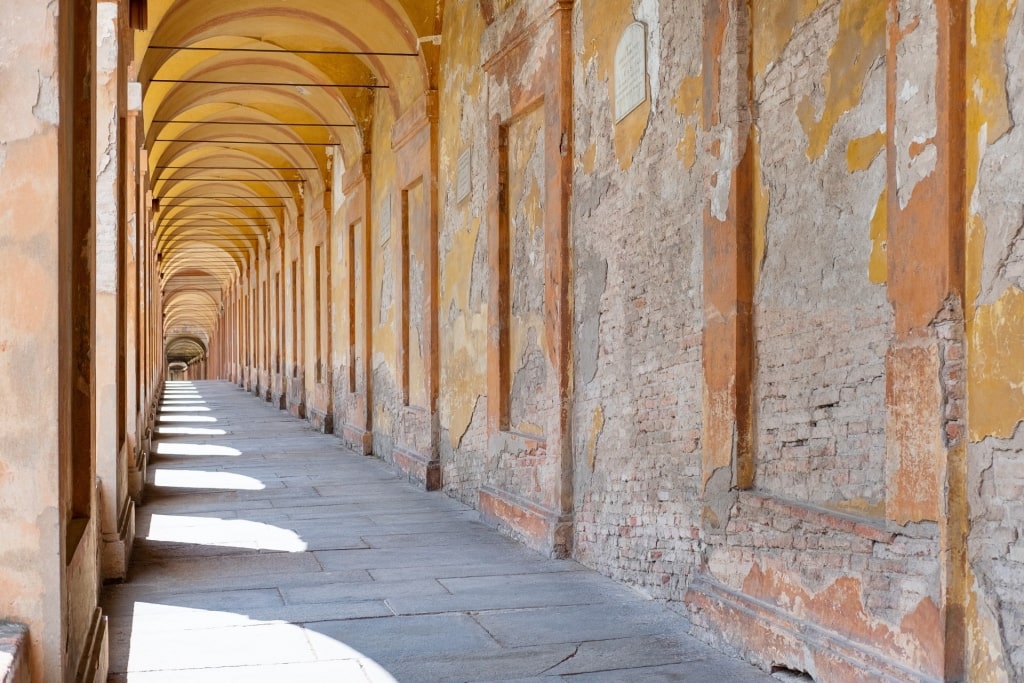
[379,195,392,245]
[614,22,647,123]
[456,149,472,203]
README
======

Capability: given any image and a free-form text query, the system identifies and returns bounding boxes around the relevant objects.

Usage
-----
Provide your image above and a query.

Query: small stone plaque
[614,22,647,123]
[379,195,392,245]
[456,149,472,203]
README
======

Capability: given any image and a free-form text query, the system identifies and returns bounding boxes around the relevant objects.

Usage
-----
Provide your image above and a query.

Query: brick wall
[752,0,891,510]
[570,0,707,597]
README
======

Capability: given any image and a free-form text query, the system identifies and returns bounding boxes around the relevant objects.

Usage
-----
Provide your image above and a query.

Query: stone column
[95,0,132,582]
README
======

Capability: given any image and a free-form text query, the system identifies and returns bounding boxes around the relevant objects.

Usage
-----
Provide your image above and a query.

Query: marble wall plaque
[614,22,647,123]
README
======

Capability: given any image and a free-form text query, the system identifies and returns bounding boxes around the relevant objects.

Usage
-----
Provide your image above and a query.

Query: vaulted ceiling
[137,0,443,363]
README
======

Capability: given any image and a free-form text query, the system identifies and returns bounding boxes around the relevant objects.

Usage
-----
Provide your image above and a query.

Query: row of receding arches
[140,0,442,367]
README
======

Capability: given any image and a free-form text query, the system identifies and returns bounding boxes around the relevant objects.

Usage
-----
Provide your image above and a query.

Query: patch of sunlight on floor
[159,415,218,423]
[124,602,398,681]
[146,514,308,552]
[162,399,207,405]
[155,442,241,456]
[160,405,212,412]
[152,469,260,489]
[157,427,227,436]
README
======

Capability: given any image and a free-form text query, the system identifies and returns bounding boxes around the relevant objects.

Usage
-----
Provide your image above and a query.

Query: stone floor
[103,380,774,682]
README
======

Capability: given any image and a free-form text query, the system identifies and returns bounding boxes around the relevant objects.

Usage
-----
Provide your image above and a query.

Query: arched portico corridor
[4,0,1024,680]
[102,381,771,681]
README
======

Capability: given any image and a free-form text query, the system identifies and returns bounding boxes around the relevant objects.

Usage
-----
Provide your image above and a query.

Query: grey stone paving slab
[313,543,544,572]
[367,559,586,583]
[472,602,682,648]
[124,549,323,586]
[103,380,773,682]
[545,635,711,676]
[304,613,502,663]
[281,577,449,605]
[103,587,283,618]
[387,572,627,616]
[382,643,575,682]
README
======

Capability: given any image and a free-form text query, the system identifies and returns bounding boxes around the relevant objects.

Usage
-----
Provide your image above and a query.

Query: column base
[308,408,333,434]
[479,485,573,559]
[100,498,135,582]
[393,447,440,490]
[340,424,373,455]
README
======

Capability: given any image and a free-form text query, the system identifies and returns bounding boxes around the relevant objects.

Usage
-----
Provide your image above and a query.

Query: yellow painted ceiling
[139,0,443,363]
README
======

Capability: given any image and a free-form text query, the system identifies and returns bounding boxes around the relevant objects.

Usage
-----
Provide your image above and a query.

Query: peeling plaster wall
[752,0,892,513]
[369,93,403,462]
[966,0,1024,679]
[435,2,489,505]
[570,0,706,597]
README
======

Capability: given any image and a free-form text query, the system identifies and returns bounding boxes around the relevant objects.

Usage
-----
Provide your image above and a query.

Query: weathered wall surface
[437,0,490,506]
[752,0,891,512]
[570,0,706,596]
[966,0,1024,679]
[0,0,65,677]
[369,92,400,462]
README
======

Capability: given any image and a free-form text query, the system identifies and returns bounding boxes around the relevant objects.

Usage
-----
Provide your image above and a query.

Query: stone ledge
[740,491,895,544]
[686,577,938,683]
[0,621,28,683]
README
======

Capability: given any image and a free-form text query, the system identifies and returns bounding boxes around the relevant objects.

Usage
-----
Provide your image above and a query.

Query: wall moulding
[482,0,574,558]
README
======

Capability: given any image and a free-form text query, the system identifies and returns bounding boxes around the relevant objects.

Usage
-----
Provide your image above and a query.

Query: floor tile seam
[467,610,506,648]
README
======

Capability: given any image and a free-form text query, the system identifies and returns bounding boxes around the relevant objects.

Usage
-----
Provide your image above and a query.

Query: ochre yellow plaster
[587,405,604,470]
[868,188,887,285]
[443,308,488,447]
[965,1,1021,448]
[968,287,1024,441]
[825,497,886,519]
[965,565,1011,682]
[751,126,769,286]
[438,0,490,449]
[580,0,633,81]
[796,0,886,161]
[752,0,823,77]
[674,73,703,129]
[969,0,1017,148]
[846,129,886,172]
[676,123,697,169]
[371,96,399,371]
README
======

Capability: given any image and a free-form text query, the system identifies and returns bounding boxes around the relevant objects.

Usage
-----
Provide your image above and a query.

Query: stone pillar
[699,0,755,527]
[95,0,133,582]
[884,1,967,677]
